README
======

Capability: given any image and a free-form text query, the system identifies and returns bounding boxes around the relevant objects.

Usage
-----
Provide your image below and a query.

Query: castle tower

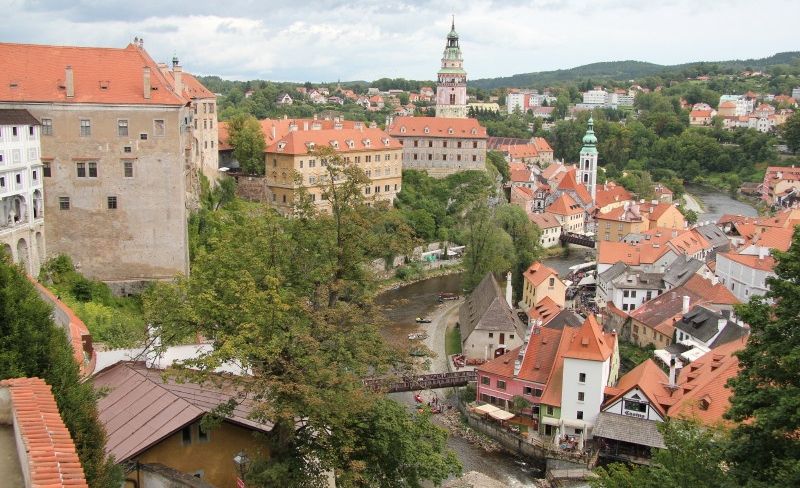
[578,117,598,204]
[435,17,468,118]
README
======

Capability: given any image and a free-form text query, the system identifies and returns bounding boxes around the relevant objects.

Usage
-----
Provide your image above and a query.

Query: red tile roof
[751,227,794,252]
[524,261,560,287]
[501,144,540,159]
[557,169,592,204]
[564,315,614,361]
[528,296,562,324]
[597,241,672,266]
[166,71,215,100]
[1,378,88,488]
[668,229,711,256]
[668,338,746,425]
[508,162,527,172]
[387,116,487,139]
[528,212,561,229]
[265,127,400,155]
[219,117,363,150]
[518,328,565,384]
[532,137,553,153]
[0,42,185,105]
[595,183,633,209]
[690,109,714,118]
[604,359,670,416]
[510,168,534,183]
[547,193,583,216]
[718,251,776,272]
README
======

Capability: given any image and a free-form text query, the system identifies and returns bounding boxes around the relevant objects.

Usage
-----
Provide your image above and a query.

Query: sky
[3,0,798,82]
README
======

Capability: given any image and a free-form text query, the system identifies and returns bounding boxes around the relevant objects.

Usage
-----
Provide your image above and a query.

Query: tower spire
[452,15,455,30]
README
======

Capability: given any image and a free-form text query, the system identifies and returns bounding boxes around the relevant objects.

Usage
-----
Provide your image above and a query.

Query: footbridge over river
[364,371,477,393]
[560,232,595,248]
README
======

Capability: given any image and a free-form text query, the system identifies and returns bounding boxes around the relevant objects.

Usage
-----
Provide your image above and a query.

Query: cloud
[2,0,797,82]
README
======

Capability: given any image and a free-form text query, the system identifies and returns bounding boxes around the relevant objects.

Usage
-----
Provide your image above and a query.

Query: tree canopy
[228,114,267,175]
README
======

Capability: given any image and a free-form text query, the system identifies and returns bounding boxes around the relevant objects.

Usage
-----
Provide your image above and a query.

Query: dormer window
[305,142,315,150]
[448,128,454,134]
[424,126,430,134]
[330,140,339,149]
[347,139,355,149]
[400,126,406,133]
[363,139,371,147]
[382,138,390,146]
[277,141,286,151]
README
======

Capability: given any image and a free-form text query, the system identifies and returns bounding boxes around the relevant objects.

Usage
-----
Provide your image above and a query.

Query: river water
[686,184,757,223]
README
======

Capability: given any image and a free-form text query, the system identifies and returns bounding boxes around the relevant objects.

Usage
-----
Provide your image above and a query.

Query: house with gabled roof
[93,361,273,488]
[521,261,566,311]
[459,273,526,361]
[476,315,619,447]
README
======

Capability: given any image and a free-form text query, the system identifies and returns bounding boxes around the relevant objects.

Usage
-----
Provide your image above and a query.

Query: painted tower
[578,117,598,204]
[435,18,468,119]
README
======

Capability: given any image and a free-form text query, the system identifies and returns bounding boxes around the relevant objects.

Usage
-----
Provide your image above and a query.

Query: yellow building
[522,261,566,311]
[596,203,648,242]
[94,362,271,488]
[265,126,402,214]
[644,202,685,230]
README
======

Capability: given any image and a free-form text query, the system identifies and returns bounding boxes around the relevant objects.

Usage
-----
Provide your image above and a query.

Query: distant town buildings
[0,109,45,276]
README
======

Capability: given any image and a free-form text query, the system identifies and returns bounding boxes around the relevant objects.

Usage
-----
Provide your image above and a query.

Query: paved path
[423,299,463,374]
[682,193,704,213]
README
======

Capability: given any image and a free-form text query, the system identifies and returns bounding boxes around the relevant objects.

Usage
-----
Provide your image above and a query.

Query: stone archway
[32,189,43,219]
[16,238,29,274]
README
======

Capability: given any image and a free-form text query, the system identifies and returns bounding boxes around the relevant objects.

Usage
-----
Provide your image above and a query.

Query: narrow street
[422,299,463,374]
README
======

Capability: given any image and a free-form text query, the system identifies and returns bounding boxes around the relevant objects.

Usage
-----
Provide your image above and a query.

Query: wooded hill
[469,51,800,89]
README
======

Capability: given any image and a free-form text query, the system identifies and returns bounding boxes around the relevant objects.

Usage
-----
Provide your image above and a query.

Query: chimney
[303,121,309,131]
[65,66,74,98]
[505,271,513,308]
[718,317,727,332]
[668,355,678,388]
[672,228,678,238]
[173,65,183,96]
[271,125,276,140]
[682,295,690,315]
[143,66,151,99]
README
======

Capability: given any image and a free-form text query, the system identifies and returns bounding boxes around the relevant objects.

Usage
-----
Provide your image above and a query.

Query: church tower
[578,117,598,204]
[435,17,468,118]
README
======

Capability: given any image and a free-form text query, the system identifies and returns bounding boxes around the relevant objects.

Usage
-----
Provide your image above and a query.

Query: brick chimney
[173,65,183,97]
[65,66,74,98]
[143,66,151,99]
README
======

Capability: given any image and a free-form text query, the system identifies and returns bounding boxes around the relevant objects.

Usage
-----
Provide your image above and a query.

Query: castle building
[0,109,45,276]
[577,117,598,205]
[435,19,468,119]
[0,41,202,290]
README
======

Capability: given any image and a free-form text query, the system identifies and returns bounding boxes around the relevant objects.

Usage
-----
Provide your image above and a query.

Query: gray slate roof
[598,262,628,283]
[593,411,666,449]
[694,224,731,252]
[459,273,526,341]
[674,305,747,345]
[544,309,584,330]
[663,255,705,289]
[0,108,40,126]
[599,262,663,290]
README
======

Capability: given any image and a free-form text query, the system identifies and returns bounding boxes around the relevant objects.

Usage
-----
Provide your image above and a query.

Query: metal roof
[93,362,272,461]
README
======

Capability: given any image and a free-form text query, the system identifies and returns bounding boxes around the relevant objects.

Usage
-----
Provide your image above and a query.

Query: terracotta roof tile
[387,116,487,139]
[523,261,559,287]
[604,359,670,416]
[528,212,561,229]
[265,127,400,155]
[718,251,776,273]
[0,42,185,105]
[564,315,614,361]
[547,193,583,216]
[0,378,89,488]
[595,183,633,209]
[528,296,562,324]
[557,169,592,204]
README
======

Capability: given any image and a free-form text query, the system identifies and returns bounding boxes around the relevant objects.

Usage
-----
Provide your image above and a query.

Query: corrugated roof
[1,377,88,488]
[93,362,272,462]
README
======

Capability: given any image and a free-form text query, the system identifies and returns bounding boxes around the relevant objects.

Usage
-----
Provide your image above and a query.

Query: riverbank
[372,261,464,295]
[682,192,704,213]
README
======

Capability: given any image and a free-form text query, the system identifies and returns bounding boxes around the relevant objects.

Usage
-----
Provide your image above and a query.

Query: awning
[473,404,500,415]
[489,409,515,421]
[542,416,560,426]
[560,417,587,429]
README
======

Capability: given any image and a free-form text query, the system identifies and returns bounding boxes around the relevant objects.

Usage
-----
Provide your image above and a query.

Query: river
[686,184,758,223]
[376,254,585,486]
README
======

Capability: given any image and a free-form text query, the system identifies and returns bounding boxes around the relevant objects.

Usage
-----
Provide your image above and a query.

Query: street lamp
[233,451,249,486]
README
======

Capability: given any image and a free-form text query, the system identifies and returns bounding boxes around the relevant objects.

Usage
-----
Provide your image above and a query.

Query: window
[80,119,91,137]
[577,392,585,402]
[309,159,316,168]
[624,399,647,413]
[428,141,433,147]
[123,146,132,153]
[457,141,462,148]
[534,388,543,396]
[578,373,586,383]
[472,155,477,162]
[43,162,51,177]
[481,376,490,385]
[140,133,148,140]
[59,197,70,210]
[32,170,37,181]
[577,410,584,420]
[524,386,532,395]
[488,333,493,338]
[497,380,506,390]
[0,177,4,188]
[76,162,86,178]
[118,119,128,136]
[443,141,448,148]
[546,406,554,416]
[12,127,18,137]
[181,426,192,445]
[384,185,390,192]
[153,119,165,136]
[107,196,117,209]
[42,118,53,136]
[123,161,134,177]
[549,277,555,287]
[88,161,97,177]
[198,426,210,443]
[473,141,478,149]
[428,154,432,160]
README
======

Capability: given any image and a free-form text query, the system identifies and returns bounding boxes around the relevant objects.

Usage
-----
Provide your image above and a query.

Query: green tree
[494,205,542,302]
[461,203,515,291]
[725,228,800,486]
[781,111,800,154]
[0,256,121,487]
[228,114,267,175]
[486,150,509,182]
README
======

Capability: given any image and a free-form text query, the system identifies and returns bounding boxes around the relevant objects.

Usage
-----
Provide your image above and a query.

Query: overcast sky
[3,0,797,82]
